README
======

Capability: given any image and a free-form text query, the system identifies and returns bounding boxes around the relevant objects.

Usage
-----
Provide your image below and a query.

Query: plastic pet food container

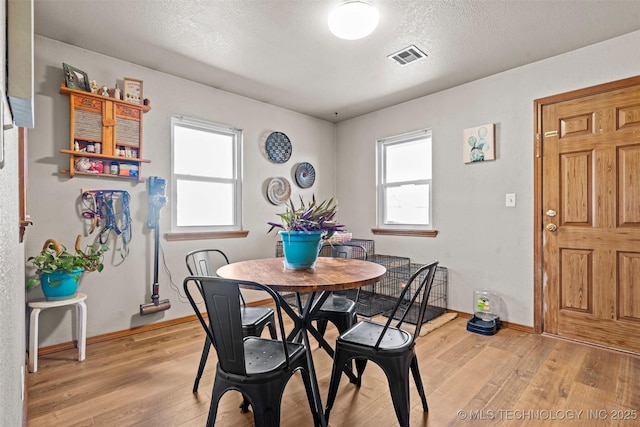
[473,289,500,321]
[467,289,502,335]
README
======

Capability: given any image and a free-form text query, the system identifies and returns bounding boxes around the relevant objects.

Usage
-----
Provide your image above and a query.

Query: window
[171,116,242,233]
[376,129,432,229]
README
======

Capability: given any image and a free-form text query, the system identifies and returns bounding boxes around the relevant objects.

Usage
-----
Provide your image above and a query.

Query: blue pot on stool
[40,268,83,300]
[279,230,323,269]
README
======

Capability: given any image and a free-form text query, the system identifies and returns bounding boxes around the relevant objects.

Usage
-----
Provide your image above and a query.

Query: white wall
[0,0,26,423]
[0,123,24,427]
[0,118,24,427]
[28,36,336,347]
[335,30,640,327]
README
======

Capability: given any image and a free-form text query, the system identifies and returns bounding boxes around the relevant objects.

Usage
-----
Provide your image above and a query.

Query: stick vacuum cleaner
[140,176,171,316]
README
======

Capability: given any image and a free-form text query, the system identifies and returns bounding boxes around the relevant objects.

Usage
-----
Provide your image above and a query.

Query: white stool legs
[76,299,87,362]
[28,307,41,373]
[27,292,88,373]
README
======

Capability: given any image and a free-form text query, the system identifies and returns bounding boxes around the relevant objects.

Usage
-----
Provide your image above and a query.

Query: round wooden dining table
[217,256,386,427]
[216,256,386,292]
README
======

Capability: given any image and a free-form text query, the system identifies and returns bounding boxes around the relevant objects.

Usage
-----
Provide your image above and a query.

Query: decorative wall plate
[267,177,291,205]
[265,131,292,163]
[295,162,316,188]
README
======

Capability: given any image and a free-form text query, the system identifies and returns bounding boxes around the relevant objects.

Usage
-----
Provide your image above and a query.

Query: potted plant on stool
[27,235,108,300]
[268,195,345,269]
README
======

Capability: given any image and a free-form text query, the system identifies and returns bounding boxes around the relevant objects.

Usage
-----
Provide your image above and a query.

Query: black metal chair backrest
[184,276,289,375]
[185,248,230,276]
[186,248,250,306]
[374,260,439,348]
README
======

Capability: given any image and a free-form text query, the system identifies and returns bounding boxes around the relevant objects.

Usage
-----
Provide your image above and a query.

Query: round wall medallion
[265,131,292,163]
[295,162,316,188]
[267,177,291,205]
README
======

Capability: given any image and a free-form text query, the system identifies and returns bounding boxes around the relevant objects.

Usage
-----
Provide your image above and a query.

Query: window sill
[165,230,249,241]
[371,228,438,237]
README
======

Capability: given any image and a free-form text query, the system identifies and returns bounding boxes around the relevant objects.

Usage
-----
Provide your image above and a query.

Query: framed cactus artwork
[463,123,495,163]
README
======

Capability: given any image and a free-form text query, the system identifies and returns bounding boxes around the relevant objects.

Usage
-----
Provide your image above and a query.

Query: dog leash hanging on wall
[81,190,132,259]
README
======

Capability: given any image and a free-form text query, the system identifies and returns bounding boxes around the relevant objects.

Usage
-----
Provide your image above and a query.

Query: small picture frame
[463,123,495,163]
[63,63,90,91]
[123,78,143,104]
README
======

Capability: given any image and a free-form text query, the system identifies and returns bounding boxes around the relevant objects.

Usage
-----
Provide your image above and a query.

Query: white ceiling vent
[388,45,427,66]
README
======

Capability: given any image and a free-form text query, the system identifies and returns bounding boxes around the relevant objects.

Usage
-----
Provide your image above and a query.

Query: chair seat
[340,320,413,350]
[318,295,357,314]
[241,306,274,326]
[244,337,305,375]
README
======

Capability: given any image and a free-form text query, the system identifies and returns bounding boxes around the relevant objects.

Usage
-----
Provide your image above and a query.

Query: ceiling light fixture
[328,1,379,40]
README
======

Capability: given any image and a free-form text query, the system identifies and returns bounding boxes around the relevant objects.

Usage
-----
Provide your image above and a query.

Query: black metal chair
[324,261,440,427]
[185,249,276,393]
[184,276,319,426]
[313,243,367,339]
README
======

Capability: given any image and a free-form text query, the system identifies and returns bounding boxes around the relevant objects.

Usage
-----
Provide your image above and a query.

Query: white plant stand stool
[28,292,87,373]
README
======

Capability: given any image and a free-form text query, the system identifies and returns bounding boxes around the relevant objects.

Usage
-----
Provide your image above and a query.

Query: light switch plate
[506,193,516,207]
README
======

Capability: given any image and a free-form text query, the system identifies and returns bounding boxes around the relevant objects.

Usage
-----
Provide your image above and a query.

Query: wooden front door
[536,76,640,354]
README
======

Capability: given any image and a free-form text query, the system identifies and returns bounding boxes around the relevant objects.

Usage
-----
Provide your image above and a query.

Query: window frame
[376,128,433,231]
[170,116,243,234]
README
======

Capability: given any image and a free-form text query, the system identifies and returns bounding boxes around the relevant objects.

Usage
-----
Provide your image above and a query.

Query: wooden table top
[216,257,386,293]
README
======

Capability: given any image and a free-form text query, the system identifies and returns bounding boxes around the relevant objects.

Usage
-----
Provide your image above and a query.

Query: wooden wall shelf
[59,84,150,181]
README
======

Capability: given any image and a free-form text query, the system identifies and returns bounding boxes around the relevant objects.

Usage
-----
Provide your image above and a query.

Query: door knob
[546,223,557,232]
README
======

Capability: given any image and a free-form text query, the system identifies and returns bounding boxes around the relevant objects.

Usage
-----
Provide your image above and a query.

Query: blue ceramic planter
[279,230,323,269]
[40,268,83,300]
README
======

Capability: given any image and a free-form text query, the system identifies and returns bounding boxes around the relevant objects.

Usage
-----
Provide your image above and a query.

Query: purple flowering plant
[267,195,345,237]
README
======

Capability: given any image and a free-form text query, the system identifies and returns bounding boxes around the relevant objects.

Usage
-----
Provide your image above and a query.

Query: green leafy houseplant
[26,235,108,289]
[267,195,346,237]
[268,195,346,269]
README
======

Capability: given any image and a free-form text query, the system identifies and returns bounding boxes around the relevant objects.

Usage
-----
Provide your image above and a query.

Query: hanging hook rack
[81,189,132,259]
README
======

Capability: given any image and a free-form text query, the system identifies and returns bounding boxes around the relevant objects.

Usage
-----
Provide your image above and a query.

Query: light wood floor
[27,316,640,427]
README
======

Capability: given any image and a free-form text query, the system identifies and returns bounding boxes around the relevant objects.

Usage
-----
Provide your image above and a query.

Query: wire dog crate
[354,254,411,317]
[274,239,448,323]
[382,264,448,325]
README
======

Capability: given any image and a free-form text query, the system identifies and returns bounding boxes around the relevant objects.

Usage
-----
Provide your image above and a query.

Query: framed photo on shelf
[123,78,143,104]
[63,63,90,91]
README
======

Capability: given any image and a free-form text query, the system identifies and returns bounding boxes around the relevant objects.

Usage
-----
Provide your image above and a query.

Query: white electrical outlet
[505,193,516,207]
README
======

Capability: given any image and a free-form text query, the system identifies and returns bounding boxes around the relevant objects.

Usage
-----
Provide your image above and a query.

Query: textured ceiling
[34,0,640,122]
